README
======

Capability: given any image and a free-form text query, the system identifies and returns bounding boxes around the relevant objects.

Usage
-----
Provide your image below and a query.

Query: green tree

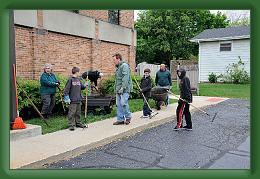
[135,10,229,65]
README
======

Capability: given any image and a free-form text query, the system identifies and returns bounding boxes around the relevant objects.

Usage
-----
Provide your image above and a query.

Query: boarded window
[108,10,120,25]
[220,42,232,51]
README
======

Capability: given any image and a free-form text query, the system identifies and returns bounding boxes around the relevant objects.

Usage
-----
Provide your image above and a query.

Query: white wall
[99,20,133,46]
[199,39,250,82]
[43,10,95,39]
[14,10,37,28]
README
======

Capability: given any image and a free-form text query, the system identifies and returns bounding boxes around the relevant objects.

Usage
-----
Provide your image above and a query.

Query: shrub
[99,75,116,96]
[220,57,250,84]
[208,72,218,83]
[16,74,69,119]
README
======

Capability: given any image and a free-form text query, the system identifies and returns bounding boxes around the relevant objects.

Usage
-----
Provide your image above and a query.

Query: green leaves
[135,10,229,65]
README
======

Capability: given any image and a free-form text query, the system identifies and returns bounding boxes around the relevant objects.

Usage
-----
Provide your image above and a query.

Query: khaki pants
[68,103,81,127]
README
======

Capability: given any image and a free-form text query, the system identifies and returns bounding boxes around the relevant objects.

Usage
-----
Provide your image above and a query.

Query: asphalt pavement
[47,98,250,169]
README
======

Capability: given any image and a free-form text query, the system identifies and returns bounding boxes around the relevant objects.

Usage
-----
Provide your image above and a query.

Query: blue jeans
[143,97,152,116]
[116,93,132,122]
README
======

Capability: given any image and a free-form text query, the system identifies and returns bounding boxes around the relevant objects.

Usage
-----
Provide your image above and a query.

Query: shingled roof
[190,26,250,42]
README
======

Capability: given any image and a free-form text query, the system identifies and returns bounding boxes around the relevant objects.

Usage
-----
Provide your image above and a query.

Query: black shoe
[173,125,184,131]
[42,114,49,119]
[124,118,131,125]
[173,126,181,131]
[183,126,192,131]
[69,126,75,131]
[76,123,86,128]
[113,121,125,125]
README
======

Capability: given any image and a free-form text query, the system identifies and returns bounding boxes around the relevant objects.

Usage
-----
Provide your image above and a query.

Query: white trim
[190,35,250,43]
[198,41,201,82]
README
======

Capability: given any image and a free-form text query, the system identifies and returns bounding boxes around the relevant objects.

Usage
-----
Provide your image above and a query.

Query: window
[108,10,120,25]
[220,42,232,51]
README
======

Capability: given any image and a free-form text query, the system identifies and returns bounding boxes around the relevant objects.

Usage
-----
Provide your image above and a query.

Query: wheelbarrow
[151,87,168,110]
[82,95,115,115]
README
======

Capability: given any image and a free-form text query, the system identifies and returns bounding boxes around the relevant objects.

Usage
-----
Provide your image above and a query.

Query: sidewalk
[10,96,227,169]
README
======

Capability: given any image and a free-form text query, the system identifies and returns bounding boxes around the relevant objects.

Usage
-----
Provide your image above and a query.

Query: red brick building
[14,10,136,79]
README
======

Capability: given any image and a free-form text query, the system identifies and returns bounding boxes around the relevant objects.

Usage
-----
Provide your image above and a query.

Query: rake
[133,76,158,119]
[167,90,217,122]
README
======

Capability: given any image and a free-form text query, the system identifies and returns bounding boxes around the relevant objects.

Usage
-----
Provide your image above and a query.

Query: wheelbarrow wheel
[104,106,112,114]
[156,101,164,110]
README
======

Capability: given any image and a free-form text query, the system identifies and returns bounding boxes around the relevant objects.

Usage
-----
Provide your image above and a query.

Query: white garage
[190,26,250,82]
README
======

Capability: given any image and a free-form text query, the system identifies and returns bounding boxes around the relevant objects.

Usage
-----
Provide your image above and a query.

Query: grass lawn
[171,83,250,100]
[27,98,176,134]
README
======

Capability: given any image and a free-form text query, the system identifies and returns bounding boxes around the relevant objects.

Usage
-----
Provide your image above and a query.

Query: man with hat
[40,63,60,119]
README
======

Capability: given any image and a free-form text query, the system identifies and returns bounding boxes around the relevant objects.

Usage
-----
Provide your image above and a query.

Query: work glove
[83,81,90,88]
[117,88,124,95]
[184,95,192,103]
[64,95,71,104]
[56,80,61,86]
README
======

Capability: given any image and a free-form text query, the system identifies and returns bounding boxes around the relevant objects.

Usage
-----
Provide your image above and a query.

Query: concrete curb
[21,115,174,169]
[10,124,42,141]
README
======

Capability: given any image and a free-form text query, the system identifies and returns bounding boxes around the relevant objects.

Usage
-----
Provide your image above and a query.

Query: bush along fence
[208,57,250,84]
[17,74,154,120]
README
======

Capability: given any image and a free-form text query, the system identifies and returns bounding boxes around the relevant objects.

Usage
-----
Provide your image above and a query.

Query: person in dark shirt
[140,68,152,118]
[174,68,193,131]
[64,67,87,131]
[155,64,172,106]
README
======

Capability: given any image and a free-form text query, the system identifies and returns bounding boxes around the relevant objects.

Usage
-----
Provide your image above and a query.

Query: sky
[134,10,250,22]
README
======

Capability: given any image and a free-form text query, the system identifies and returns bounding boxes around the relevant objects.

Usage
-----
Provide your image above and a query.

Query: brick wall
[119,10,134,29]
[15,10,136,80]
[15,26,34,79]
[80,10,134,29]
[37,31,92,78]
[15,27,135,79]
[79,10,108,21]
[99,41,135,75]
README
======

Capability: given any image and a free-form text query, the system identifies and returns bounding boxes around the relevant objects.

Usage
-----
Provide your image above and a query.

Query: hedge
[16,74,154,119]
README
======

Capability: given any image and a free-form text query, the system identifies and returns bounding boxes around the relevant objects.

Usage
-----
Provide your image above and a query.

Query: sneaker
[113,121,125,125]
[69,126,75,131]
[124,118,131,125]
[173,125,183,131]
[141,115,149,118]
[76,123,86,128]
[183,126,193,131]
[42,114,49,119]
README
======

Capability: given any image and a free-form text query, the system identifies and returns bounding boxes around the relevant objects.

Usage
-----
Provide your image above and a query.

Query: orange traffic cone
[12,64,26,130]
[12,116,26,129]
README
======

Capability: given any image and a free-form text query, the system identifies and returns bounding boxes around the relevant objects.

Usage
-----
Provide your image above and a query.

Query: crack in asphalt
[103,145,166,168]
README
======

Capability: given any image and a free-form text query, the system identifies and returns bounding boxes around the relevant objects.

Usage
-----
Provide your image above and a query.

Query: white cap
[44,63,52,69]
